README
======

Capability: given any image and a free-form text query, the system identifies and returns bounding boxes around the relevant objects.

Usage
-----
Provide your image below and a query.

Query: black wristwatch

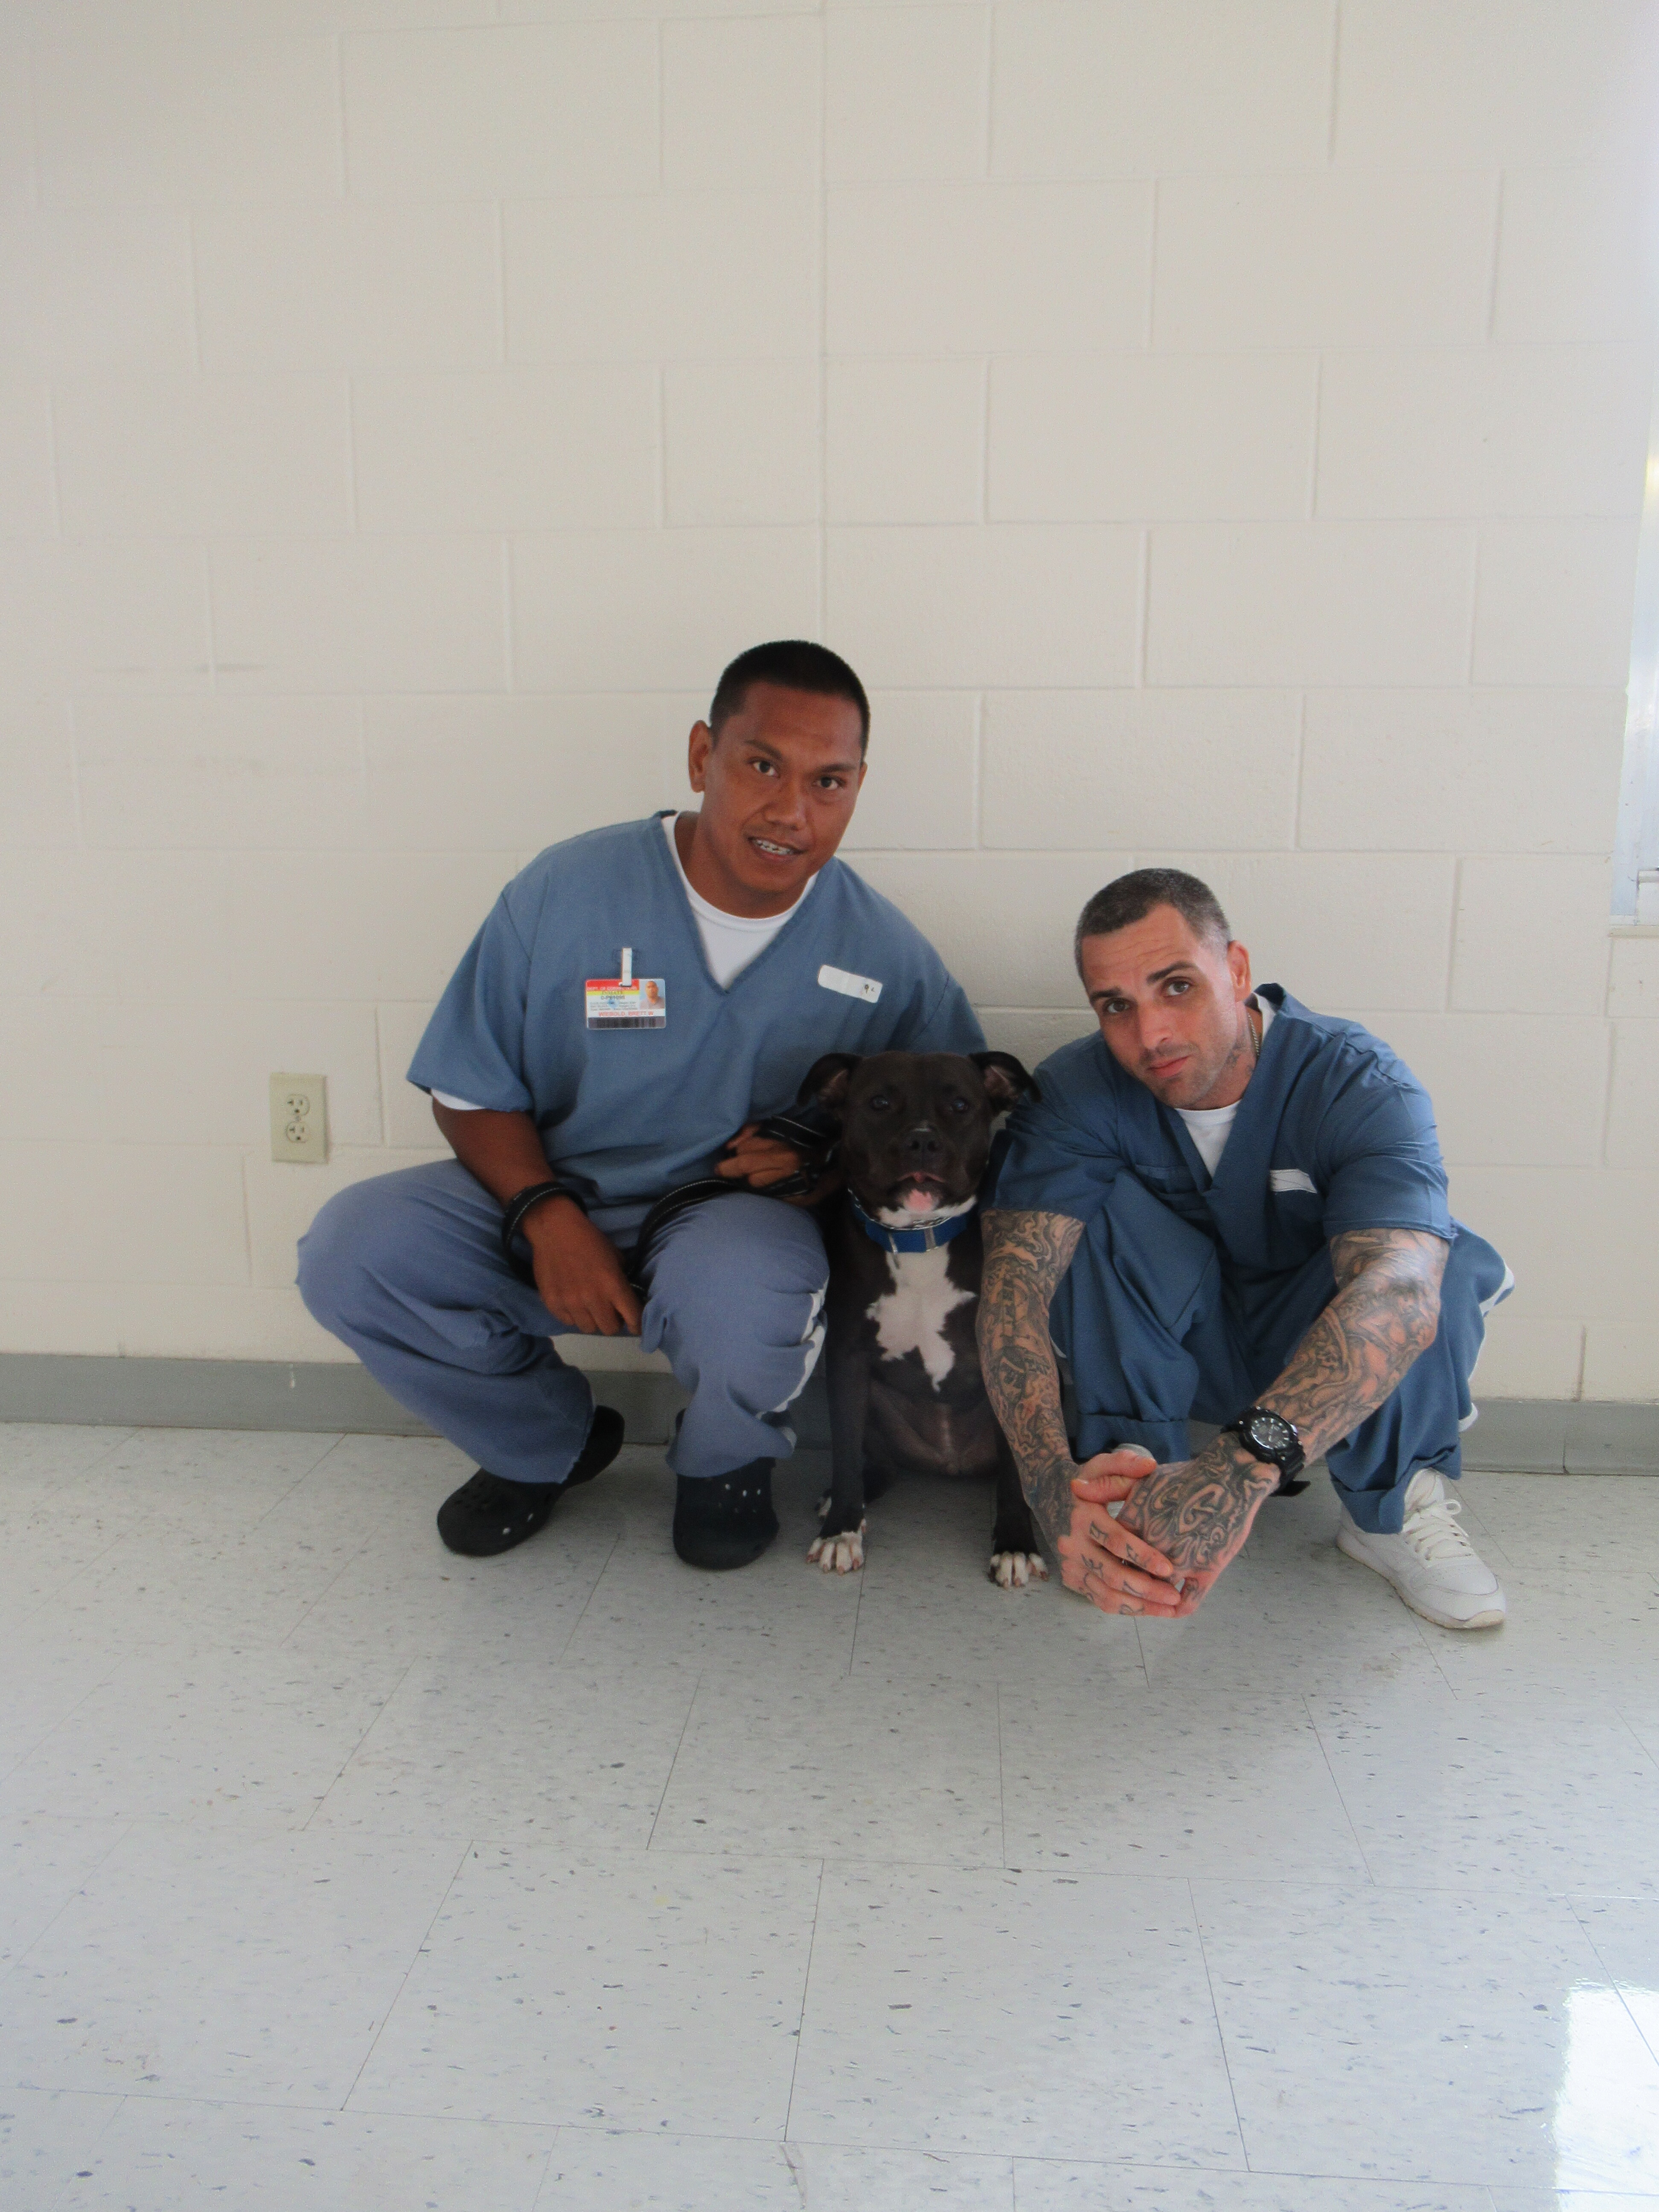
[1221,1405,1308,1494]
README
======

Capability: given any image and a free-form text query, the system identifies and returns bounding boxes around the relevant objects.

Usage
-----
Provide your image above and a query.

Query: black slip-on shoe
[672,1459,779,1571]
[436,1406,625,1558]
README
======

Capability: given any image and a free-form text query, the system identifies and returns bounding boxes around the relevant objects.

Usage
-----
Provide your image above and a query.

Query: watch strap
[1222,1405,1308,1494]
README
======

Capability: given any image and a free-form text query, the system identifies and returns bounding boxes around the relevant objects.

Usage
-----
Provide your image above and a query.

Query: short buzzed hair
[709,640,871,752]
[1074,867,1231,975]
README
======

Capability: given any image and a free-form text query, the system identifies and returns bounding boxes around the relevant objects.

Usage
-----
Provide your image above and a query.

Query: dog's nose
[904,1123,941,1157]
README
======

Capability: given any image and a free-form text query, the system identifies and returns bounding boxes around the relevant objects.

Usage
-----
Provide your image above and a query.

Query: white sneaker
[1336,1468,1506,1630]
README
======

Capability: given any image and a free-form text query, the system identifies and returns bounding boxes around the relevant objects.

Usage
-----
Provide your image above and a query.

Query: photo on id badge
[585,949,665,1030]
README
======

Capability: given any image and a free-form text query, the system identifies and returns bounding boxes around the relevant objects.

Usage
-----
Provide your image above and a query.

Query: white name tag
[818,963,882,1005]
[1270,1168,1318,1195]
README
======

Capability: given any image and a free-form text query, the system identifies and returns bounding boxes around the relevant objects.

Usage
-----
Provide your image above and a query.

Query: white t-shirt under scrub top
[1173,996,1277,1179]
[431,813,817,1110]
[657,810,815,989]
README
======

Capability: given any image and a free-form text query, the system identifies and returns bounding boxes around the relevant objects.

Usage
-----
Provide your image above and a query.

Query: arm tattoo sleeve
[1114,1226,1449,1583]
[977,1208,1085,1547]
[1261,1225,1448,1462]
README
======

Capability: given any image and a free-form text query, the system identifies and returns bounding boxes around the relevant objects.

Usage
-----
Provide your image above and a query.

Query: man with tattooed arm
[977,868,1513,1629]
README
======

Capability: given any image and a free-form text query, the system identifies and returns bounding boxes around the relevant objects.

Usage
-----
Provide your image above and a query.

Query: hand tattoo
[977,1208,1085,1548]
[1115,1445,1275,1586]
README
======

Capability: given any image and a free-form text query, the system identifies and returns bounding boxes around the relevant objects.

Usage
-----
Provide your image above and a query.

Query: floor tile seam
[247,1432,352,1531]
[25,2083,416,2120]
[602,2131,1249,2173]
[548,1526,626,1666]
[1350,1875,1659,1903]
[337,1833,474,2118]
[642,1664,707,1852]
[304,1833,1013,1874]
[1607,1708,1659,1782]
[4,1525,170,1648]
[17,1810,332,1850]
[0,1810,140,2008]
[843,1547,864,1676]
[63,1427,139,1483]
[1003,2151,1405,2177]
[0,1639,143,1798]
[1,1520,141,1623]
[297,1651,425,1834]
[1298,1688,1380,1887]
[1130,1613,1153,1689]
[1181,1871,1646,1914]
[28,1810,1659,1895]
[641,1842,1013,1872]
[509,2123,1371,2183]
[1184,1874,1253,2176]
[599,1851,1414,1886]
[1566,1898,1659,2076]
[996,1678,1009,1870]
[784,1860,826,2152]
[343,2103,775,2139]
[271,1512,393,1651]
[37,2084,127,2212]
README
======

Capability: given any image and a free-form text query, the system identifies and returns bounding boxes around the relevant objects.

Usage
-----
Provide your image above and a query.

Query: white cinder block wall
[3,0,1657,1400]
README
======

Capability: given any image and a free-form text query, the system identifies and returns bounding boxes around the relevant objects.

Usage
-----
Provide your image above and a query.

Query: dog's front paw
[989,1549,1048,1590]
[808,1520,867,1575]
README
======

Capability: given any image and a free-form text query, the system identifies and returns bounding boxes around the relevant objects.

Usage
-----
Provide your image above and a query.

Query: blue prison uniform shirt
[992,985,1452,1291]
[408,815,985,1211]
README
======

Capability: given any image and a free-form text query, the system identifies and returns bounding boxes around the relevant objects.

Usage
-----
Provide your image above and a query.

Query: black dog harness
[621,1106,839,1288]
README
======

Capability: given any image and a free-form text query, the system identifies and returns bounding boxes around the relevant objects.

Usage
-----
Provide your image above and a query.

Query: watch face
[1246,1411,1296,1456]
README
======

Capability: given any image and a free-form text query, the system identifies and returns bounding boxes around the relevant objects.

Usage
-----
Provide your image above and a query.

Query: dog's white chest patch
[870,1248,975,1390]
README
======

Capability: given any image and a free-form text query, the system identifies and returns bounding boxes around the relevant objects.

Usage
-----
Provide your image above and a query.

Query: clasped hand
[1057,1443,1277,1618]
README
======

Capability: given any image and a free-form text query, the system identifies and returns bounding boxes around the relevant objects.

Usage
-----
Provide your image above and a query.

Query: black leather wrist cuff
[500,1180,584,1275]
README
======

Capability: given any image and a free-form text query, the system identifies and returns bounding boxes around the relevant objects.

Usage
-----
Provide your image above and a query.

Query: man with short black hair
[977,867,1512,1630]
[299,641,983,1572]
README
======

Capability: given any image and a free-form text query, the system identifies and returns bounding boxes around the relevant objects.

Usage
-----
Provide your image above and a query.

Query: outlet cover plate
[271,1073,328,1164]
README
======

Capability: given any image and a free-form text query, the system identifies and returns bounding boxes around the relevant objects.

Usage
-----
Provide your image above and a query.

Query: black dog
[798,1049,1047,1588]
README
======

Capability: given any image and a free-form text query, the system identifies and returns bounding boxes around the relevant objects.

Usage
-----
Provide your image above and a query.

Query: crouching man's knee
[296,1176,404,1336]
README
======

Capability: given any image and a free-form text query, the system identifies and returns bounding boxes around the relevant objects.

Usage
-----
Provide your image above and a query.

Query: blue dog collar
[848,1190,976,1254]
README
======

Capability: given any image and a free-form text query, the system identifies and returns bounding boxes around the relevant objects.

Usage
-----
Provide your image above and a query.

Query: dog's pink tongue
[903,1187,936,1213]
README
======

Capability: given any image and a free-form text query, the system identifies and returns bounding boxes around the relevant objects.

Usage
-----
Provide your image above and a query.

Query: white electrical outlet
[271,1074,328,1164]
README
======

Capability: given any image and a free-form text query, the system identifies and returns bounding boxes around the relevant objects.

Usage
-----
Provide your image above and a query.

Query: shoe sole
[672,1527,778,1572]
[1335,1523,1506,1631]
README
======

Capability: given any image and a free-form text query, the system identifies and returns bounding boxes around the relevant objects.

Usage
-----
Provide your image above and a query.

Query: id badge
[585,978,665,1029]
[585,949,665,1029]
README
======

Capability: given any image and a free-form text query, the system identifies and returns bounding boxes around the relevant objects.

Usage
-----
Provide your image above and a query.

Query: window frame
[1614,382,1659,922]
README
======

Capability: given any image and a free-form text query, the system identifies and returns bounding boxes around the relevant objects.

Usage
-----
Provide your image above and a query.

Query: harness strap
[623,1106,843,1289]
[504,1108,843,1295]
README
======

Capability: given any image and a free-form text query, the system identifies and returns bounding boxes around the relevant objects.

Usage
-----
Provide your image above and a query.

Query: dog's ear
[970,1051,1039,1112]
[798,1053,862,1116]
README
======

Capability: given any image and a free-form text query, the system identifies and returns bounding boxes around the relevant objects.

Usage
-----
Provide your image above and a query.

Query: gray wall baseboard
[0,1352,684,1448]
[3,1353,1657,1472]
